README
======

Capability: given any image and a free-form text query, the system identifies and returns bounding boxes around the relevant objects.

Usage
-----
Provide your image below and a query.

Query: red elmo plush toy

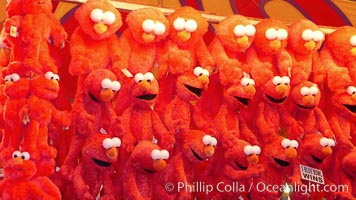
[73,133,120,200]
[341,148,356,198]
[121,140,170,200]
[0,150,61,200]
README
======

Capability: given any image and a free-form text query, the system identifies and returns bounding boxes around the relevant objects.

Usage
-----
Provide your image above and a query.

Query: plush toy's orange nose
[4,80,13,88]
[106,147,118,160]
[351,47,356,56]
[177,30,191,42]
[198,75,209,85]
[94,22,107,35]
[100,88,114,102]
[352,94,356,101]
[142,32,156,43]
[51,80,59,88]
[204,145,215,158]
[302,94,314,106]
[269,40,281,51]
[153,159,167,171]
[138,80,151,90]
[275,84,289,97]
[13,157,23,165]
[285,147,297,159]
[304,41,316,51]
[322,146,332,156]
[246,84,256,96]
[247,154,259,165]
[237,35,249,49]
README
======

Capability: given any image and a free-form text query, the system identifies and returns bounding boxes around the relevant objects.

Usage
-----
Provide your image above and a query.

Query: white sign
[299,164,325,184]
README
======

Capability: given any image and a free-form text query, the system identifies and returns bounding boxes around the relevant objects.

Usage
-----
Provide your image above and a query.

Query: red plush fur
[73,133,120,199]
[287,19,326,85]
[122,140,170,200]
[341,149,356,197]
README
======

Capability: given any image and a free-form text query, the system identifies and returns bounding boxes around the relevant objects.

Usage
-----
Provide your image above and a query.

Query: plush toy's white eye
[173,18,185,31]
[313,30,324,42]
[233,25,246,37]
[90,8,104,23]
[327,139,335,147]
[21,152,30,160]
[160,150,169,160]
[290,140,299,149]
[349,35,356,46]
[320,137,329,147]
[302,29,314,41]
[265,28,278,40]
[272,76,282,86]
[300,87,310,96]
[240,77,250,86]
[103,138,114,149]
[277,29,288,40]
[9,73,20,82]
[245,24,256,36]
[281,138,291,148]
[103,11,116,25]
[12,150,21,159]
[111,81,121,92]
[193,66,204,77]
[151,149,161,160]
[202,135,212,145]
[142,19,155,33]
[211,137,217,146]
[244,145,254,155]
[4,75,10,82]
[134,73,145,83]
[45,71,55,80]
[53,74,60,81]
[112,137,121,147]
[101,78,112,89]
[253,145,261,155]
[153,22,166,36]
[248,79,255,86]
[144,72,154,82]
[281,76,290,85]
[202,69,210,77]
[347,86,356,95]
[309,86,319,95]
[185,19,198,32]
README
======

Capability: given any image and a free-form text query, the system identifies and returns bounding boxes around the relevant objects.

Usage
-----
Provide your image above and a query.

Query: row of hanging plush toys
[0,0,355,199]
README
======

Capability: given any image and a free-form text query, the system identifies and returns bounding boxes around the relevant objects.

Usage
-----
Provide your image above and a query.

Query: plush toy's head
[176,66,209,101]
[6,0,24,17]
[262,75,291,104]
[264,136,298,169]
[23,0,52,14]
[287,19,324,55]
[223,74,256,109]
[167,6,208,47]
[342,149,356,178]
[130,140,169,174]
[75,0,122,40]
[324,26,356,62]
[299,134,334,167]
[126,8,169,45]
[30,71,60,100]
[182,130,217,164]
[253,18,288,55]
[290,81,321,110]
[82,133,121,168]
[129,72,158,108]
[3,150,36,180]
[84,68,121,102]
[331,84,356,117]
[216,15,256,53]
[3,62,30,98]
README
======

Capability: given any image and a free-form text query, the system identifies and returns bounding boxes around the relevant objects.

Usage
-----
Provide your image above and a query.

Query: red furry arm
[192,105,216,137]
[314,108,333,138]
[112,30,132,76]
[279,105,304,141]
[239,115,259,145]
[311,52,326,85]
[73,164,93,199]
[120,107,136,153]
[68,29,92,75]
[215,104,239,140]
[276,49,292,76]
[256,102,272,137]
[320,48,339,71]
[224,164,263,180]
[152,111,175,150]
[102,172,115,198]
[51,105,71,128]
[48,13,67,47]
[28,181,54,199]
[195,38,215,73]
[328,115,354,149]
[156,41,169,79]
[163,98,190,132]
[124,167,147,200]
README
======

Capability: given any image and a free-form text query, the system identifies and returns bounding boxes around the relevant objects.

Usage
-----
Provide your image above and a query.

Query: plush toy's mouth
[273,157,290,167]
[234,96,249,106]
[311,154,323,163]
[184,84,202,97]
[266,95,287,104]
[92,158,111,167]
[190,148,203,161]
[89,92,100,102]
[343,104,356,113]
[143,168,155,174]
[235,161,248,170]
[296,104,316,110]
[136,94,157,100]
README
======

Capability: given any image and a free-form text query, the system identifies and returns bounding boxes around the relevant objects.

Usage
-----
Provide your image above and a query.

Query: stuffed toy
[288,80,334,139]
[119,72,175,154]
[121,140,170,200]
[246,18,291,77]
[69,0,122,77]
[61,68,120,180]
[341,148,356,198]
[73,133,120,200]
[209,14,256,86]
[19,0,67,75]
[161,129,217,199]
[0,150,61,200]
[287,19,326,85]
